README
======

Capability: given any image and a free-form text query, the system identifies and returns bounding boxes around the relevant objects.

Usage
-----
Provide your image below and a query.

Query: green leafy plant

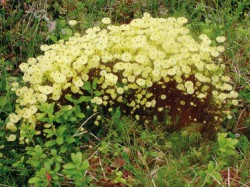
[44,124,75,149]
[198,133,239,186]
[199,160,226,186]
[28,149,62,186]
[113,171,127,185]
[217,132,239,159]
[63,152,91,186]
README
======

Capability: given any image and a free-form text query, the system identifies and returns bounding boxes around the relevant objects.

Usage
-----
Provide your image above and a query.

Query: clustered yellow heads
[6,13,238,143]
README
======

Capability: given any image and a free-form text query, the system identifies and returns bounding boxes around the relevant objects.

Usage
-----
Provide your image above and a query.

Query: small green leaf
[51,149,57,156]
[69,116,77,122]
[28,177,41,183]
[92,78,98,90]
[93,91,102,96]
[82,82,92,92]
[36,113,47,120]
[45,140,57,147]
[60,28,72,40]
[64,28,72,35]
[38,117,54,123]
[71,152,82,166]
[76,112,85,118]
[80,160,89,170]
[116,171,123,177]
[207,161,215,172]
[63,168,79,175]
[34,145,43,154]
[57,125,67,136]
[54,163,61,172]
[219,148,226,153]
[37,102,55,115]
[48,34,57,43]
[98,142,108,152]
[43,129,54,138]
[65,136,75,144]
[77,96,92,103]
[227,139,238,148]
[63,163,76,169]
[44,162,51,171]
[56,136,64,145]
[65,94,74,102]
[213,172,222,182]
[56,156,63,163]
[60,146,68,153]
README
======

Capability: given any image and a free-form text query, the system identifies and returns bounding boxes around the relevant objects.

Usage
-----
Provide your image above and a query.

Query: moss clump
[6,13,238,143]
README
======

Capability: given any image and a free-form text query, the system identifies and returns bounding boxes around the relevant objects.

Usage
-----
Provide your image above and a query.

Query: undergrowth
[0,0,249,186]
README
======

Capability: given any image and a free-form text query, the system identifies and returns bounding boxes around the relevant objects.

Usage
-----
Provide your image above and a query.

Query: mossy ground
[0,0,249,186]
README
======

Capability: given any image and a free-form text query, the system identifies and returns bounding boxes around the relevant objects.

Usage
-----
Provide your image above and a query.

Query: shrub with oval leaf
[5,13,238,144]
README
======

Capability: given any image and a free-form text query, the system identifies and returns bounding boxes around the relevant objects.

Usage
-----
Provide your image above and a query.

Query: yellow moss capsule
[180,101,185,105]
[161,95,166,100]
[158,107,163,112]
